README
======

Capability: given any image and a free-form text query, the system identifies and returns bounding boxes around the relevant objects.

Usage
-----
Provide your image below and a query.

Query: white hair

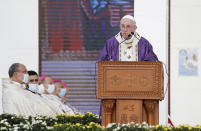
[120,15,136,26]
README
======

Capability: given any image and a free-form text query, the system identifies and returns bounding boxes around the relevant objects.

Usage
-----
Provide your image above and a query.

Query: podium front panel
[116,100,143,124]
[97,61,163,100]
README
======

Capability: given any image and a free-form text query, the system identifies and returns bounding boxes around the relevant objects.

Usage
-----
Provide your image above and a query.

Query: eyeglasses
[29,79,39,82]
[121,26,133,30]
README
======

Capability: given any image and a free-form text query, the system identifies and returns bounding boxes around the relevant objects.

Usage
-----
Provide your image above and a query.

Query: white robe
[2,79,75,117]
[41,94,78,114]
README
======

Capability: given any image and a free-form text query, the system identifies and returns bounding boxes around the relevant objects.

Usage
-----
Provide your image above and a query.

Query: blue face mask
[59,88,66,97]
[47,84,55,94]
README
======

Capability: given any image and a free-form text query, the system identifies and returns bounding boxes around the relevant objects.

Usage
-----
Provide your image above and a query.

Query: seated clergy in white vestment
[2,63,76,117]
[53,79,81,114]
[37,76,80,114]
[53,79,67,102]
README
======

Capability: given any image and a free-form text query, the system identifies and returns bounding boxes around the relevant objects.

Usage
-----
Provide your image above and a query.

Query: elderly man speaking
[97,15,159,124]
[98,15,158,61]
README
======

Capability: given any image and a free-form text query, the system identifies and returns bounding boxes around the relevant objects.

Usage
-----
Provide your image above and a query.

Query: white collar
[11,80,21,86]
[117,32,141,61]
[115,32,141,44]
[11,80,26,89]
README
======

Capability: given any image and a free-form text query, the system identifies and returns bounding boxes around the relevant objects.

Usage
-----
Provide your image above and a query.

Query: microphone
[119,33,132,45]
[131,32,140,40]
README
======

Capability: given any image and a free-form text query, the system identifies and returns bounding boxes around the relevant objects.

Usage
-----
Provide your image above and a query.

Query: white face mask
[22,74,29,83]
[28,84,38,93]
[37,84,45,94]
[47,84,55,94]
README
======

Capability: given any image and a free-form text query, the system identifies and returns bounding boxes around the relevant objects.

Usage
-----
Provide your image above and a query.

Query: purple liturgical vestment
[97,35,158,124]
[98,36,158,61]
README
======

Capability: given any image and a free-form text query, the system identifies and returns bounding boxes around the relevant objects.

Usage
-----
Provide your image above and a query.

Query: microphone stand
[119,34,132,45]
[131,32,140,40]
[103,32,135,61]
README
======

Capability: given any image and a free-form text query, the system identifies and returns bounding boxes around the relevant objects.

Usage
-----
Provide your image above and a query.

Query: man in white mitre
[2,63,75,117]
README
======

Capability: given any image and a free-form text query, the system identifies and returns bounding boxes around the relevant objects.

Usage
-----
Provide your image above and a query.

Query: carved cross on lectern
[110,75,120,85]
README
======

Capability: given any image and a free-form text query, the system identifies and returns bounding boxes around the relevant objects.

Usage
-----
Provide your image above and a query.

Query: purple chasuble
[98,36,158,61]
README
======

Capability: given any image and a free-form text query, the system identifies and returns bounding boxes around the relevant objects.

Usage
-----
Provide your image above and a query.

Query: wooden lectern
[96,61,163,126]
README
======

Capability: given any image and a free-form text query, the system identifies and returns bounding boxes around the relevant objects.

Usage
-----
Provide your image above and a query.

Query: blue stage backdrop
[39,0,134,114]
